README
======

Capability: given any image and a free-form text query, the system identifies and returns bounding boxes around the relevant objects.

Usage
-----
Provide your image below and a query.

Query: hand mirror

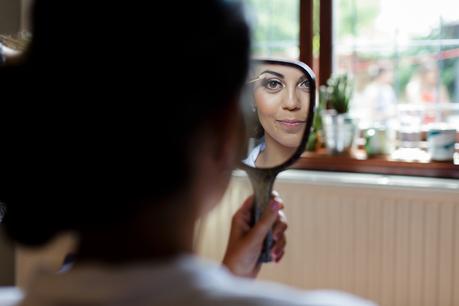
[239,58,316,262]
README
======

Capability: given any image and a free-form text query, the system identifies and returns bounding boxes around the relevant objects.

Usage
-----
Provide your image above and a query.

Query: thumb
[250,198,283,241]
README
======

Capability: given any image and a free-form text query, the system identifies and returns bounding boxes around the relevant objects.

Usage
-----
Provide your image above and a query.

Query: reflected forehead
[256,64,305,80]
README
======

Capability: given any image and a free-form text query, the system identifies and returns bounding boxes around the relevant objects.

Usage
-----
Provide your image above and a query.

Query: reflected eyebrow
[260,70,284,79]
[297,75,310,85]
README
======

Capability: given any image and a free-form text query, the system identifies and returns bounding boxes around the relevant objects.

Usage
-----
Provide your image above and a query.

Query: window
[334,0,459,165]
[247,0,459,177]
[336,0,459,130]
[245,0,300,59]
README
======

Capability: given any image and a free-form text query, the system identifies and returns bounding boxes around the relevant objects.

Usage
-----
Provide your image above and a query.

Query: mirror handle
[247,169,278,263]
[251,197,274,263]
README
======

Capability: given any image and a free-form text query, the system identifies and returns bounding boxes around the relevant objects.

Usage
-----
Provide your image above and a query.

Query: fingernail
[272,190,279,197]
[274,248,282,256]
[270,200,281,211]
[273,196,283,204]
[275,252,284,263]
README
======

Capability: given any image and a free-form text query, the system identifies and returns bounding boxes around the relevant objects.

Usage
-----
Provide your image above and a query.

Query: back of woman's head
[1,0,250,246]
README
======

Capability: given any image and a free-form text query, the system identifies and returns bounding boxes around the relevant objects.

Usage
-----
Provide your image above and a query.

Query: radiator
[196,171,459,306]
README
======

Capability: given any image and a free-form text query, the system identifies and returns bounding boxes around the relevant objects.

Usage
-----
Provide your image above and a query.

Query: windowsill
[233,169,459,191]
[292,149,459,179]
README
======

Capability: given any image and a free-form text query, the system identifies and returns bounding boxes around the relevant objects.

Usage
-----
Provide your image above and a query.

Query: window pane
[245,0,299,59]
[335,0,459,131]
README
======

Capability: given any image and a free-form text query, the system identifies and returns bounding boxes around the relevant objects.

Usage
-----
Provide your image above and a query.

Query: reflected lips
[276,119,306,132]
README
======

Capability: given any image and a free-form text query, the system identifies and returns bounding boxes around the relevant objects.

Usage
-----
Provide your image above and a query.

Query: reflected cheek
[255,92,281,120]
[298,93,310,111]
[281,133,303,147]
[255,92,281,135]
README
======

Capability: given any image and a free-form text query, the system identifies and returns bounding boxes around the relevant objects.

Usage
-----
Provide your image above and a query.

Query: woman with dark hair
[0,1,373,305]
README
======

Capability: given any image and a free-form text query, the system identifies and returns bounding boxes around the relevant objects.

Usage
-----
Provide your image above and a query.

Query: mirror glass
[241,60,313,169]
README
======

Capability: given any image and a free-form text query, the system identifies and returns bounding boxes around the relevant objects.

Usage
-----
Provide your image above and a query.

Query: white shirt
[0,287,23,306]
[16,255,376,306]
[243,142,265,168]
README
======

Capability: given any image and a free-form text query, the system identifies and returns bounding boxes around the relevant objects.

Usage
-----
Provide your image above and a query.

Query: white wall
[0,0,21,35]
[20,0,32,32]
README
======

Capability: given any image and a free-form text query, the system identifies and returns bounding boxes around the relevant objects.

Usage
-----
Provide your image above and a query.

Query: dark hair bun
[0,0,250,247]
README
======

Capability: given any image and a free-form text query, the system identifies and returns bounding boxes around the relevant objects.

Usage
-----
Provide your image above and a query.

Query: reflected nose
[282,89,301,111]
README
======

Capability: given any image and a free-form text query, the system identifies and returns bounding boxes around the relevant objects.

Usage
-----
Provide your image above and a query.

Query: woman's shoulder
[188,257,376,306]
[16,255,376,306]
[243,141,265,167]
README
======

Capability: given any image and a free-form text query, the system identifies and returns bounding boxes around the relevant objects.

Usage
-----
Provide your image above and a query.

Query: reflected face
[253,64,310,148]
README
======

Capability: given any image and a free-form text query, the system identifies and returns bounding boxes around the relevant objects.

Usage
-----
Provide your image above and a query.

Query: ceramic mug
[427,128,456,161]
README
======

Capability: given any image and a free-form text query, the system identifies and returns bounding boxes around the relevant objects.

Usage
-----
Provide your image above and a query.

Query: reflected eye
[261,78,284,92]
[298,79,310,92]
